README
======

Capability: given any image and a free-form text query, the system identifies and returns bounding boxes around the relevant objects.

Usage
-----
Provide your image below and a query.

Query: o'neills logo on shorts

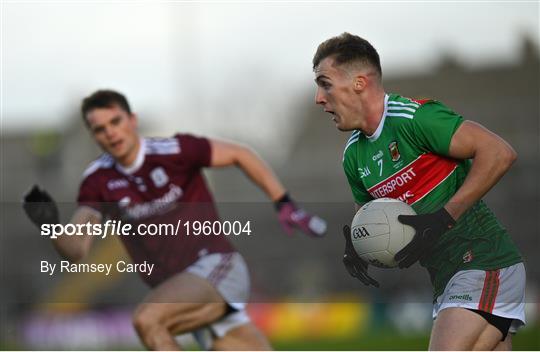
[448,294,473,301]
[367,153,458,205]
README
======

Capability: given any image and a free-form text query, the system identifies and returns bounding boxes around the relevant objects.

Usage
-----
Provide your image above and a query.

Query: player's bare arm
[23,185,102,261]
[209,138,326,237]
[50,206,100,262]
[395,121,517,268]
[209,139,286,201]
[444,120,517,221]
[23,187,99,262]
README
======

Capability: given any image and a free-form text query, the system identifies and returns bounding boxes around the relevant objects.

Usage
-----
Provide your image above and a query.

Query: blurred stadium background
[1,2,539,350]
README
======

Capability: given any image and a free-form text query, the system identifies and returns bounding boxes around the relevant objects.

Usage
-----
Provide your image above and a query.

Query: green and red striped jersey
[343,94,522,299]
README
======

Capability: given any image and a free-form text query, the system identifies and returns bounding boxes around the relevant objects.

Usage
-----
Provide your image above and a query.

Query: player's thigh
[133,271,227,332]
[429,307,501,351]
[493,333,512,351]
[211,322,271,351]
[431,264,525,350]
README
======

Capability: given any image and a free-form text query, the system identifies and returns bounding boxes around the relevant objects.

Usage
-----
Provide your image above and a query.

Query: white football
[350,198,416,268]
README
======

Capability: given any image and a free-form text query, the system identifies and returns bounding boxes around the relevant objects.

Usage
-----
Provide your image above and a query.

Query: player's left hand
[342,225,379,287]
[394,208,456,268]
[23,185,60,228]
[276,194,327,237]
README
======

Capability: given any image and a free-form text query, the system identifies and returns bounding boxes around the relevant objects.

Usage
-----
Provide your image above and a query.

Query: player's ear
[353,75,367,92]
[129,113,139,128]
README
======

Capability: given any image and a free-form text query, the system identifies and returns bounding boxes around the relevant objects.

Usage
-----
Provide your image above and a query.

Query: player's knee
[132,304,163,336]
[493,333,512,351]
[194,303,227,326]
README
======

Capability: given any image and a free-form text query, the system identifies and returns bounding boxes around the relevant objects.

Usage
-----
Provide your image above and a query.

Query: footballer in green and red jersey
[342,94,522,299]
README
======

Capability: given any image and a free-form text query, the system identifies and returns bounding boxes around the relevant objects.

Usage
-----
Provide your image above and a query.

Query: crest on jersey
[388,141,401,162]
[118,196,131,208]
[150,167,169,188]
[462,250,474,263]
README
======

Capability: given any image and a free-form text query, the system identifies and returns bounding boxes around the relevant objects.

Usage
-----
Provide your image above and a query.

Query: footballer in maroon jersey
[77,134,236,287]
[23,89,327,350]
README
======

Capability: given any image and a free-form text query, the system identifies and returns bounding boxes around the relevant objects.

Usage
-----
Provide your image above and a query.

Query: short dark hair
[81,90,132,121]
[313,32,382,76]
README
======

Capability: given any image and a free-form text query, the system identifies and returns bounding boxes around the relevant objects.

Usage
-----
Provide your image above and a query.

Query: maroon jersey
[77,134,235,287]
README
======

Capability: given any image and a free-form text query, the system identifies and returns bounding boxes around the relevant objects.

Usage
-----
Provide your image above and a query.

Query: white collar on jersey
[115,138,146,175]
[366,93,389,142]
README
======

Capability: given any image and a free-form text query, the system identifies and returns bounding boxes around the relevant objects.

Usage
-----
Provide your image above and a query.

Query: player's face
[85,105,140,166]
[314,57,361,131]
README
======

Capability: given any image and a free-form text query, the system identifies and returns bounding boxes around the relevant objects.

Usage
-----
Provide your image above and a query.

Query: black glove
[342,225,379,287]
[394,208,456,268]
[23,185,59,228]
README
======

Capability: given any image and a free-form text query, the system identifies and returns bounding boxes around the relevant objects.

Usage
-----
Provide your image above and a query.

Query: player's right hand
[23,185,59,228]
[342,225,379,288]
[394,207,455,268]
[275,193,327,237]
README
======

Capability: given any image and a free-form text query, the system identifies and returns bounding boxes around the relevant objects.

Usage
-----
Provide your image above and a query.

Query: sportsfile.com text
[40,220,253,239]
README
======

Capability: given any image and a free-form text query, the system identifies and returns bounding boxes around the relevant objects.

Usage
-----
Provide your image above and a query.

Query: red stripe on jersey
[411,98,431,105]
[367,153,458,205]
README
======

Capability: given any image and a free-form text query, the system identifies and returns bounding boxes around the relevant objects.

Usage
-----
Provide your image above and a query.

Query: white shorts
[433,262,526,333]
[186,252,251,341]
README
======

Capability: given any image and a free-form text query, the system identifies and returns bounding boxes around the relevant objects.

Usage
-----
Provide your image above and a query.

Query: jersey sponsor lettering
[107,178,129,190]
[367,153,457,205]
[120,184,183,220]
